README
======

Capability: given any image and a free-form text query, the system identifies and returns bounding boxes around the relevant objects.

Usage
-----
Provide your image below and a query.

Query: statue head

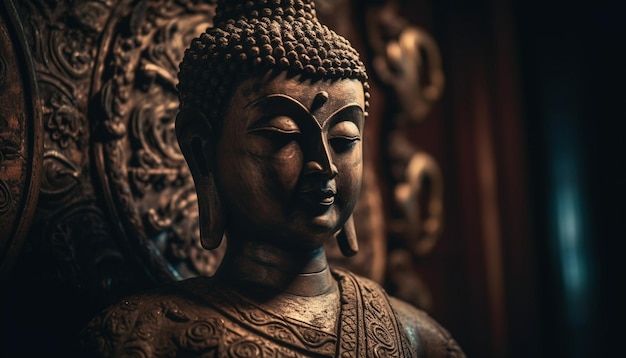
[176,0,369,257]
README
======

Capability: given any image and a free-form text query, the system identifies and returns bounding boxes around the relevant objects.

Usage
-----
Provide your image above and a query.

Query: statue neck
[219,240,335,297]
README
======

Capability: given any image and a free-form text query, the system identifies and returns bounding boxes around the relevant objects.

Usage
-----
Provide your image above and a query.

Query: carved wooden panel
[0,0,223,293]
[0,0,42,280]
[2,0,443,311]
[1,0,140,300]
[91,0,222,282]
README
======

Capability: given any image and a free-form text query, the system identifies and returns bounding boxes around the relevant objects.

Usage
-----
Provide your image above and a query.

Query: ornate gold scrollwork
[366,1,445,123]
[393,151,444,256]
[93,0,223,281]
[361,1,447,310]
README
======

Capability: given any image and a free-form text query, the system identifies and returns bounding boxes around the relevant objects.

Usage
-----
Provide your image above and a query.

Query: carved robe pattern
[82,268,417,357]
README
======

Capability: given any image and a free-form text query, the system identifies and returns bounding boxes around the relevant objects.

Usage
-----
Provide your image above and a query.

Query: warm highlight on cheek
[352,145,363,170]
[279,142,300,160]
[273,145,303,194]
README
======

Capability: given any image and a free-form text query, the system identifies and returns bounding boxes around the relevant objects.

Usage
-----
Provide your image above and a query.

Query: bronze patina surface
[82,1,465,356]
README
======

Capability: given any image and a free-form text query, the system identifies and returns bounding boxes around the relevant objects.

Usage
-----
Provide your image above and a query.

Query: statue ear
[337,214,359,257]
[176,108,224,250]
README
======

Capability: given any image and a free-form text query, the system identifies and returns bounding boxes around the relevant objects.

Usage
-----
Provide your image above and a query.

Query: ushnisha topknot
[178,0,370,132]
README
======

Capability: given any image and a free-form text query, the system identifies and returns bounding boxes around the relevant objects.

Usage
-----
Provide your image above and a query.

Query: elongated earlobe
[176,108,224,249]
[198,174,224,250]
[337,214,359,256]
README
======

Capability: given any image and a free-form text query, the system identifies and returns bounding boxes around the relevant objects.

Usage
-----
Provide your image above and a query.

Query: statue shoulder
[80,277,222,357]
[390,296,466,358]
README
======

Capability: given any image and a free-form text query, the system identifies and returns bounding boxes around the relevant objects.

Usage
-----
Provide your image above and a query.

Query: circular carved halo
[92,0,223,282]
[0,2,43,280]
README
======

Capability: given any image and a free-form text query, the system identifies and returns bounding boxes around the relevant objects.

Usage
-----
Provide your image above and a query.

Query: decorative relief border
[0,0,43,280]
[92,0,222,283]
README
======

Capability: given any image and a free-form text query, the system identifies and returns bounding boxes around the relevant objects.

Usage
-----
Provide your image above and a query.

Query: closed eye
[248,126,301,135]
[248,115,301,135]
[328,120,361,153]
[248,116,302,149]
[248,125,301,150]
[330,135,361,153]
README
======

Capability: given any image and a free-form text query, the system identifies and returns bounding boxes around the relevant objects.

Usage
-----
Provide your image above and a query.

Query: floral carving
[50,27,93,79]
[40,151,80,197]
[95,0,222,281]
[44,92,83,148]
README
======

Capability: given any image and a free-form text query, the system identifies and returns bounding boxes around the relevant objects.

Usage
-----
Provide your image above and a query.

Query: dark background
[1,0,624,357]
[386,0,624,356]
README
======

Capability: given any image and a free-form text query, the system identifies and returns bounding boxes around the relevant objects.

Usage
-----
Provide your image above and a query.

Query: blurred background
[1,0,623,357]
[335,0,624,356]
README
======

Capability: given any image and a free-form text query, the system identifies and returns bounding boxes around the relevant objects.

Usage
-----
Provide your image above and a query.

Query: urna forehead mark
[311,91,330,111]
[236,70,363,101]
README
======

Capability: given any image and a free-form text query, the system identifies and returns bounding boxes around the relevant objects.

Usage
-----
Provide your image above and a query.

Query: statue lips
[297,180,337,213]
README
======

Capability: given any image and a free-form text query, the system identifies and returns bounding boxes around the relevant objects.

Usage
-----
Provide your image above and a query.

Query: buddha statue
[81,1,465,356]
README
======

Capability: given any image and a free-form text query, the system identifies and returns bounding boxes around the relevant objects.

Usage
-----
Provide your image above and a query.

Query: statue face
[215,72,365,250]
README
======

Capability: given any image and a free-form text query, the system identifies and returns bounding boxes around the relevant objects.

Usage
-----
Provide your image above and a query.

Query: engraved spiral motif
[301,328,328,347]
[90,335,110,357]
[228,339,263,357]
[105,314,131,337]
[188,321,215,340]
[134,310,160,341]
[49,27,92,79]
[120,341,152,358]
[180,320,219,351]
[0,179,12,214]
[371,320,395,353]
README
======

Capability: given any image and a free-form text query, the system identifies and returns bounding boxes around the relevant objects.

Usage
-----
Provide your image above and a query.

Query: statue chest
[83,272,416,357]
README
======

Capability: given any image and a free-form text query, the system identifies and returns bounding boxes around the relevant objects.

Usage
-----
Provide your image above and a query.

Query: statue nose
[304,138,338,179]
[305,160,338,179]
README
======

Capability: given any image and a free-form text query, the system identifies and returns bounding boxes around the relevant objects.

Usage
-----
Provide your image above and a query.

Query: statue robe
[82,268,463,357]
